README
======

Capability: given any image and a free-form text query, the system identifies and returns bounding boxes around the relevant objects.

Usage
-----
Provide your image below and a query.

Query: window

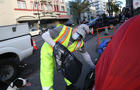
[34,1,40,10]
[17,0,26,9]
[61,0,64,2]
[61,6,65,11]
[30,1,34,9]
[54,5,59,11]
[47,4,53,12]
[54,5,56,11]
[56,5,59,11]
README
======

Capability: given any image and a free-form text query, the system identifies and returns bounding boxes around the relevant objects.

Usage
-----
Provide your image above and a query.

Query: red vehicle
[89,15,140,90]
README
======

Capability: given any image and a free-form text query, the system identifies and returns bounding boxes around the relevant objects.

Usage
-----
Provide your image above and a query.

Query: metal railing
[96,25,116,45]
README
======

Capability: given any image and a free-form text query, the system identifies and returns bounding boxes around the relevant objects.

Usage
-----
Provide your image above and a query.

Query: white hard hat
[76,24,90,38]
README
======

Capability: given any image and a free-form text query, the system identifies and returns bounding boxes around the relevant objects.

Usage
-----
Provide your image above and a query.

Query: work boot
[66,84,80,90]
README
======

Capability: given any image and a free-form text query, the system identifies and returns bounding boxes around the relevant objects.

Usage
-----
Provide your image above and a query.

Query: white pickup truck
[0,23,33,83]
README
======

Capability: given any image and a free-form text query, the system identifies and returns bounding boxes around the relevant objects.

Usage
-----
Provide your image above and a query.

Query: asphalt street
[19,27,118,90]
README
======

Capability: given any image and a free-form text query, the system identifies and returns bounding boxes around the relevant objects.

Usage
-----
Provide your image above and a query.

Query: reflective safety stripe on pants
[64,78,72,86]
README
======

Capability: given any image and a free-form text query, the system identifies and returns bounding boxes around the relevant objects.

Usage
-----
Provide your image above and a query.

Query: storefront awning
[16,16,38,22]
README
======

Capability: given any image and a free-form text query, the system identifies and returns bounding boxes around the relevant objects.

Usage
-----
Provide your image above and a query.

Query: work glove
[66,84,80,90]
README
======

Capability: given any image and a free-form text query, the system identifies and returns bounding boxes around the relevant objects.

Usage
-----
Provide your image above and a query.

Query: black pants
[0,81,9,90]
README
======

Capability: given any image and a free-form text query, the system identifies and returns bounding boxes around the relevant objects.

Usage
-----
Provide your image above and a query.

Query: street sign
[133,0,140,9]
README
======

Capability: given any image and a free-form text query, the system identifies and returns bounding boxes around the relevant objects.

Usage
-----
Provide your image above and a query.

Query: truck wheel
[0,56,19,83]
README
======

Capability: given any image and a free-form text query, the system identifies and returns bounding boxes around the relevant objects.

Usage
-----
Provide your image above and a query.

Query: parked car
[87,17,104,32]
[106,16,118,26]
[29,28,42,36]
[65,20,74,26]
[87,16,118,32]
[41,27,48,33]
[87,18,97,27]
[0,23,33,83]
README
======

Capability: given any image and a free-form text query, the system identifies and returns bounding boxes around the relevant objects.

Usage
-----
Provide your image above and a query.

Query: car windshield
[89,18,98,24]
[31,28,37,31]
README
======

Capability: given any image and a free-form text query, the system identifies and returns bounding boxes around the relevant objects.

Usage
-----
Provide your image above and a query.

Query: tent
[95,15,140,90]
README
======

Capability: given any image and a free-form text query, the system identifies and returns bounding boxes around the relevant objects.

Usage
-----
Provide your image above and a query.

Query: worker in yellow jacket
[40,23,95,90]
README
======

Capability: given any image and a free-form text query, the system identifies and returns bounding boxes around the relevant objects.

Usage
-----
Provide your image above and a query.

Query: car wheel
[39,31,42,35]
[0,56,19,83]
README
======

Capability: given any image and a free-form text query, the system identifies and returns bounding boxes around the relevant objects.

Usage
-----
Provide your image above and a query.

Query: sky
[66,0,126,7]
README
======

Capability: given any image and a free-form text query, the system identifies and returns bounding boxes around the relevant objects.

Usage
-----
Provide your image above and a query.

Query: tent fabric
[97,38,111,55]
[95,15,140,90]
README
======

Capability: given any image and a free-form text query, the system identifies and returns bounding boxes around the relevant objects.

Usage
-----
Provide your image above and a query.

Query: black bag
[53,42,82,83]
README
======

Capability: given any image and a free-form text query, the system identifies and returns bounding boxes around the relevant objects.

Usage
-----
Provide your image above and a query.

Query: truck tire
[0,56,19,83]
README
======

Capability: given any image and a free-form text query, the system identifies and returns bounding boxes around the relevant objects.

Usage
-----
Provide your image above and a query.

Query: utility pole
[108,0,111,16]
[37,1,41,30]
[130,0,134,17]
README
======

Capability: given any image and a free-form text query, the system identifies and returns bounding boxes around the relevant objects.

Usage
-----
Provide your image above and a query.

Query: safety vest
[52,24,84,52]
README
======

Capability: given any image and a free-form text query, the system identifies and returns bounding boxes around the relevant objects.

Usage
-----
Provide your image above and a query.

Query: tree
[114,1,123,14]
[70,0,90,24]
[107,0,123,15]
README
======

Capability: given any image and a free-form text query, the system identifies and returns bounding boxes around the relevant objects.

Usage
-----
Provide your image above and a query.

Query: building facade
[81,6,96,21]
[66,2,71,15]
[0,0,69,28]
[91,0,107,15]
